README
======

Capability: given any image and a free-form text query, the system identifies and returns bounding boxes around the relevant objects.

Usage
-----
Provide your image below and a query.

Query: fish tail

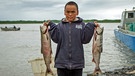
[45,68,55,76]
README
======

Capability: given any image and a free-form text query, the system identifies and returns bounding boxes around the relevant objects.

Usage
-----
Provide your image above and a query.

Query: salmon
[40,24,54,76]
[92,26,104,75]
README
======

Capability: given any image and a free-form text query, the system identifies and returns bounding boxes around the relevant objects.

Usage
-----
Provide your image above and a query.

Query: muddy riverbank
[87,65,135,76]
[103,65,135,76]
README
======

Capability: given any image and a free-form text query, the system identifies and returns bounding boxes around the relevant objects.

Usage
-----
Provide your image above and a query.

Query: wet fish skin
[92,26,104,75]
[40,25,54,76]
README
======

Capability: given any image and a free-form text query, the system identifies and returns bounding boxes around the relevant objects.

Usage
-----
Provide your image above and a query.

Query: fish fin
[92,58,96,63]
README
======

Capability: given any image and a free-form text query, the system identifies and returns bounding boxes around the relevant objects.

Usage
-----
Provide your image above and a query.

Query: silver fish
[126,70,135,74]
[40,24,54,76]
[92,26,104,75]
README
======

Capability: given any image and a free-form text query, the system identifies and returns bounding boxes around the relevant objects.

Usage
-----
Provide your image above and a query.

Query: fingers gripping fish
[92,26,104,75]
[40,23,55,76]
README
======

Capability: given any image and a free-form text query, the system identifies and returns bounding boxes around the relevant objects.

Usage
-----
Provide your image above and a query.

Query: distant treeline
[84,19,120,23]
[0,20,43,24]
[0,19,120,24]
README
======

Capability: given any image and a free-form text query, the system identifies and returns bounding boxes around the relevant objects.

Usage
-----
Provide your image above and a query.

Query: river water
[0,23,135,76]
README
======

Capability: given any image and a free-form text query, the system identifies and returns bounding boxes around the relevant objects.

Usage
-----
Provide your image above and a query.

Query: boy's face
[64,5,78,22]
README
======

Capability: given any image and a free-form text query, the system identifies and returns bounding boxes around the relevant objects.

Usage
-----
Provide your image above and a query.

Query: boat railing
[119,28,135,36]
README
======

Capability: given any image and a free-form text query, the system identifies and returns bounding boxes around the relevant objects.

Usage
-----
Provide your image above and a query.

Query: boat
[0,26,20,31]
[114,7,135,51]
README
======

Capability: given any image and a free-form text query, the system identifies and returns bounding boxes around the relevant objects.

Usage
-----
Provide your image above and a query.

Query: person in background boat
[44,1,99,76]
[13,26,16,29]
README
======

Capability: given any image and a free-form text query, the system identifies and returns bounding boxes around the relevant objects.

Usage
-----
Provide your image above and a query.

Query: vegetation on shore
[0,19,120,24]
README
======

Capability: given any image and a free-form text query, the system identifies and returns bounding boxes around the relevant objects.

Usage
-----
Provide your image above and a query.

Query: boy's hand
[94,21,100,27]
[43,20,50,26]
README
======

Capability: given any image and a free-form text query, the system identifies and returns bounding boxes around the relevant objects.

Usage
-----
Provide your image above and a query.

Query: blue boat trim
[114,29,135,51]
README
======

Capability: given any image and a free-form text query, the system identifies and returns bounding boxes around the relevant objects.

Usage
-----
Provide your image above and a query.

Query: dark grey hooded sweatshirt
[49,17,95,69]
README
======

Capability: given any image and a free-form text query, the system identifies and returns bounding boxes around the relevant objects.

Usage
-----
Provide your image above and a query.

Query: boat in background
[0,26,20,31]
[114,7,135,51]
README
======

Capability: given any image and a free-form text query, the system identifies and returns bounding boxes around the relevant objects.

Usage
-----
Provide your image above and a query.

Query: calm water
[0,23,135,76]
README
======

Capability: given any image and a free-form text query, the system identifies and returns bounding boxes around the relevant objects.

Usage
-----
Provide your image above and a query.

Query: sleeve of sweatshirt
[48,21,59,43]
[81,22,95,44]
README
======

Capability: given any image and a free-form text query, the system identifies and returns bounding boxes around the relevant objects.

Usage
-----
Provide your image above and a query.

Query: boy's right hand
[94,21,100,27]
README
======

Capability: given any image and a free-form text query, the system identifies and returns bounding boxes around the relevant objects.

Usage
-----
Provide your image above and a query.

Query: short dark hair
[64,1,78,10]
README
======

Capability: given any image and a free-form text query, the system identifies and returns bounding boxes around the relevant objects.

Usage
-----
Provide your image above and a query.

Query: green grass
[0,19,120,24]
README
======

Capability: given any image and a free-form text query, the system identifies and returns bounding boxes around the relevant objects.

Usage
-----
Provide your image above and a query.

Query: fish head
[40,25,47,33]
[96,27,104,35]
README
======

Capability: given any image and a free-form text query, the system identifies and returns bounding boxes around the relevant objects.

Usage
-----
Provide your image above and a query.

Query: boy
[44,1,99,76]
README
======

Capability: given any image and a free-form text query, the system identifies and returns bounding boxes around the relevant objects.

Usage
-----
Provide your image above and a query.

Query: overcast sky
[0,0,134,21]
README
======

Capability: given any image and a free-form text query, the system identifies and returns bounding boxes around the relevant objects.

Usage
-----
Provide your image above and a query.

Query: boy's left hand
[43,20,50,26]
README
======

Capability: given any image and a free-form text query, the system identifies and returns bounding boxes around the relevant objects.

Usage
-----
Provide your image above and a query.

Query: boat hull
[114,29,135,51]
[1,27,20,31]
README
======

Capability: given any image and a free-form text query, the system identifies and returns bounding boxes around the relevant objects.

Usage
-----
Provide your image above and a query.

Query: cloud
[0,0,134,20]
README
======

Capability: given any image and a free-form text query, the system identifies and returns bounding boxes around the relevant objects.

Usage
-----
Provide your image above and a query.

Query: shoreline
[0,19,120,24]
[87,65,135,76]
